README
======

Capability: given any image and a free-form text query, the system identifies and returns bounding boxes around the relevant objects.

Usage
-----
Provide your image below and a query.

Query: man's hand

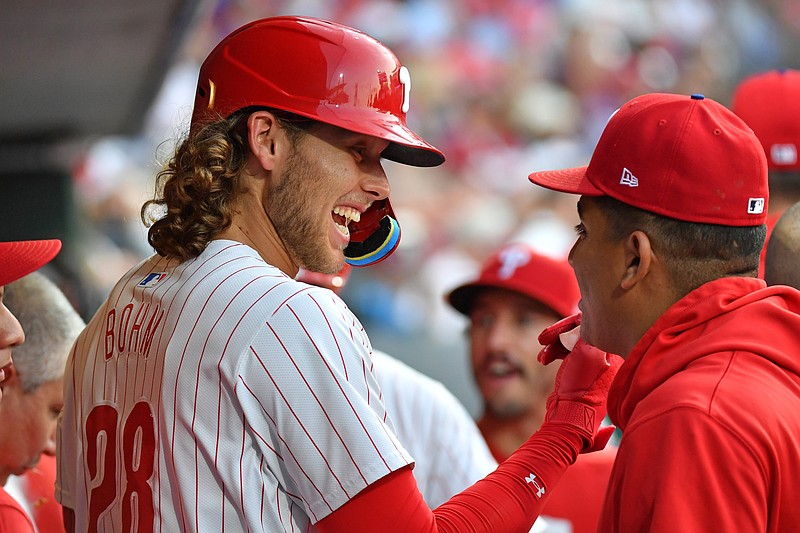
[538,313,623,452]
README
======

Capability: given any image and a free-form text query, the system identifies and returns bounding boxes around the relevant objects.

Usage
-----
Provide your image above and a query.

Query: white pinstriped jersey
[371,350,497,507]
[56,240,413,532]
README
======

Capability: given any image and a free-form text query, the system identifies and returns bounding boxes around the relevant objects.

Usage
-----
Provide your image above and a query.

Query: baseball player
[295,267,506,508]
[57,17,621,533]
[528,93,800,532]
[0,239,61,400]
[446,242,616,533]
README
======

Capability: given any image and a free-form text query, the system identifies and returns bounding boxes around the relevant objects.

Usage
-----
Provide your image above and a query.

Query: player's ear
[247,111,278,171]
[620,230,653,290]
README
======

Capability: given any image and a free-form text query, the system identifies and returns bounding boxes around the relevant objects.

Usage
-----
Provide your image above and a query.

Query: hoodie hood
[608,277,800,429]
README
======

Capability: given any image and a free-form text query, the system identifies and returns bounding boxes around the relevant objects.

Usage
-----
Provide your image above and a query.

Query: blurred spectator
[732,68,800,217]
[731,68,800,276]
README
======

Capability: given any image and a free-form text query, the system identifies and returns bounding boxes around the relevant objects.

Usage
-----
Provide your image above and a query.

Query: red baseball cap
[732,68,800,170]
[446,243,579,319]
[529,93,769,226]
[0,239,61,287]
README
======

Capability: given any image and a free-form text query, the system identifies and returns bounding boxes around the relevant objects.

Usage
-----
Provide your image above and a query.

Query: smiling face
[0,287,24,401]
[267,122,391,275]
[0,376,63,484]
[468,288,562,419]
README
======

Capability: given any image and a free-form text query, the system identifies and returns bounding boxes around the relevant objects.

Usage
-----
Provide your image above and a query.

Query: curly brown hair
[141,108,312,261]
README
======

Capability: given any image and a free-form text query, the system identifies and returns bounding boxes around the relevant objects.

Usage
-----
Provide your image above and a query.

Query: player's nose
[0,303,24,353]
[360,164,390,201]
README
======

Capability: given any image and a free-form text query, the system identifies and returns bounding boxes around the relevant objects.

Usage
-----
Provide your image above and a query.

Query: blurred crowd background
[7,0,800,414]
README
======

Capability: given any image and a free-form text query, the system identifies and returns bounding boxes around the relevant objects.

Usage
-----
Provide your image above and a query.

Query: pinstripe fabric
[372,351,497,508]
[57,240,412,532]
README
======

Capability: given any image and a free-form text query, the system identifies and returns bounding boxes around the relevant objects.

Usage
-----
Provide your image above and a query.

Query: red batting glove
[538,313,623,453]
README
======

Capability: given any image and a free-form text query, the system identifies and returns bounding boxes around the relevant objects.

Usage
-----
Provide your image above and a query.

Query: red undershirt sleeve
[316,423,582,533]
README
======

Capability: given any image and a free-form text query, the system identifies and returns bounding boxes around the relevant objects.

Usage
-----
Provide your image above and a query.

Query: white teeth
[335,223,349,237]
[333,206,361,225]
[487,360,515,377]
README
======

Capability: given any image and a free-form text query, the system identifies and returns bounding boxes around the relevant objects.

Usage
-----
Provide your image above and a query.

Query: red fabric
[488,444,617,533]
[0,487,35,533]
[731,68,800,171]
[603,277,800,532]
[317,425,583,533]
[541,447,616,533]
[529,93,769,227]
[19,455,66,533]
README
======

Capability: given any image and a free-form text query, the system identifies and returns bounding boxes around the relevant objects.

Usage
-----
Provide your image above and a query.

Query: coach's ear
[620,230,653,290]
[247,111,279,171]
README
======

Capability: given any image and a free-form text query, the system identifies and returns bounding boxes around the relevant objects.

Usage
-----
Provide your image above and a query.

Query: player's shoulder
[276,277,353,319]
[372,350,461,408]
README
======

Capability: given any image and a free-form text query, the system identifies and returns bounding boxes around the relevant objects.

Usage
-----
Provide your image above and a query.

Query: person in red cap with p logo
[528,92,800,533]
[447,242,616,533]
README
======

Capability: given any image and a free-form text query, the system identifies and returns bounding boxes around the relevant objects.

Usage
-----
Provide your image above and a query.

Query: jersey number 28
[85,401,156,532]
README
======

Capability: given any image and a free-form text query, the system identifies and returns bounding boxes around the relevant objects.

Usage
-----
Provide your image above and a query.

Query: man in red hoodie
[528,92,800,532]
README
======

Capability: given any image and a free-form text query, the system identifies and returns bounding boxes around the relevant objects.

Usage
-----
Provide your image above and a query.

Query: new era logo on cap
[619,168,639,187]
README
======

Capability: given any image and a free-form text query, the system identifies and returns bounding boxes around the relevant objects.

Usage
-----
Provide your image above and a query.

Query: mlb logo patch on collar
[138,272,168,288]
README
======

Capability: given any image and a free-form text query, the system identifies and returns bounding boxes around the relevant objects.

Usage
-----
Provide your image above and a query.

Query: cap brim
[382,142,445,167]
[316,105,446,168]
[528,165,603,195]
[0,239,62,287]
[446,283,479,315]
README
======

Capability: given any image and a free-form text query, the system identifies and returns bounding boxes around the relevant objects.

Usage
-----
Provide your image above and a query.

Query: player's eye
[352,146,366,160]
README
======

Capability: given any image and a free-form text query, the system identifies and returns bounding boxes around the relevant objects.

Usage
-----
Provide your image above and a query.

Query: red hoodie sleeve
[600,406,767,532]
[317,425,582,533]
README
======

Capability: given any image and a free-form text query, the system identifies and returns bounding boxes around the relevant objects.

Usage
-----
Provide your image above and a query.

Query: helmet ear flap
[344,199,401,266]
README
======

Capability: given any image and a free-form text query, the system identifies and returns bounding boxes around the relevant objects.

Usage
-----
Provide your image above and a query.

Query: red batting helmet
[190,16,445,168]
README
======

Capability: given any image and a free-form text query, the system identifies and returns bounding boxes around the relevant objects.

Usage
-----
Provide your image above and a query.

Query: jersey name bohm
[104,302,164,360]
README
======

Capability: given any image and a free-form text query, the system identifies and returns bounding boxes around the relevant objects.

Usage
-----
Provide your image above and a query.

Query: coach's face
[267,121,391,275]
[569,197,628,355]
[0,288,23,403]
[0,375,62,484]
[468,289,561,418]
